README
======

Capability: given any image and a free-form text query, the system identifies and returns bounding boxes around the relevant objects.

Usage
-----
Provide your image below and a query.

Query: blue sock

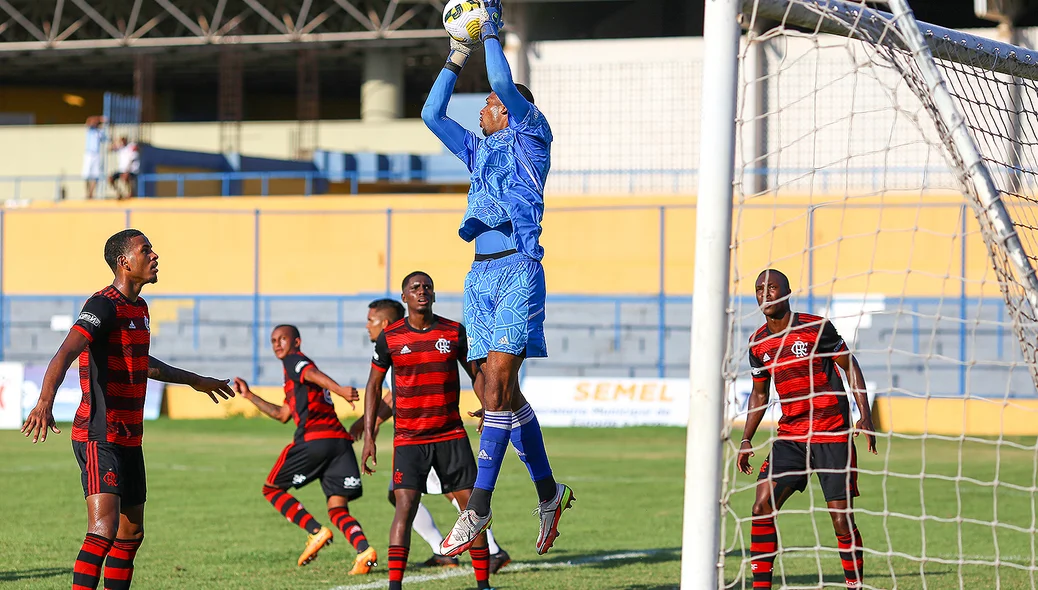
[511,403,557,503]
[473,411,512,497]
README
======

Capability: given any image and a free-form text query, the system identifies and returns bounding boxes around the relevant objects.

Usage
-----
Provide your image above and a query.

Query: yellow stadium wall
[2,192,1004,299]
[874,397,1038,436]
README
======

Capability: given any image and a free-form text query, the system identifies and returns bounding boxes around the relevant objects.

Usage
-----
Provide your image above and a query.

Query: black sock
[467,488,492,516]
[534,476,558,504]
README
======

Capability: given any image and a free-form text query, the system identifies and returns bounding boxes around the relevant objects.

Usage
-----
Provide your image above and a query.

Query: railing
[0,166,990,200]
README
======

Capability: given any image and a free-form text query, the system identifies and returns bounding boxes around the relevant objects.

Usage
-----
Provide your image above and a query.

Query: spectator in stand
[110,137,140,200]
[83,116,107,199]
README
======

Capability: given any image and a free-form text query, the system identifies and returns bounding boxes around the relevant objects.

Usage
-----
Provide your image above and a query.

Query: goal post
[685,0,1038,588]
[683,0,741,587]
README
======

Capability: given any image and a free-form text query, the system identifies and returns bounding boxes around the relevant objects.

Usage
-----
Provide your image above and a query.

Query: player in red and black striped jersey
[360,272,492,590]
[353,298,512,573]
[20,229,235,590]
[234,324,376,575]
[738,269,878,590]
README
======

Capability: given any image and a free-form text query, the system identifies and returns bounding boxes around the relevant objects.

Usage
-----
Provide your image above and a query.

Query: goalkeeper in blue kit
[421,0,574,558]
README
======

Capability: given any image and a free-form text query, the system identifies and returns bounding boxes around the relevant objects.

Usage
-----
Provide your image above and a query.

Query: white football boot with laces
[439,509,493,557]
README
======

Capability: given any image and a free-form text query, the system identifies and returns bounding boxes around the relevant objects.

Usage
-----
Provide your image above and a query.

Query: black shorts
[266,438,363,500]
[758,439,859,503]
[72,441,147,506]
[392,437,477,495]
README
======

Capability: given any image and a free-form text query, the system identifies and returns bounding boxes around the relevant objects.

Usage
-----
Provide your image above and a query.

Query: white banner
[0,362,25,429]
[521,377,690,427]
[521,376,876,429]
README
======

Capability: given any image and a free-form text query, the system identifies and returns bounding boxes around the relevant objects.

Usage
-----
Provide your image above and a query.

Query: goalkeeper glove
[446,37,477,74]
[479,0,503,41]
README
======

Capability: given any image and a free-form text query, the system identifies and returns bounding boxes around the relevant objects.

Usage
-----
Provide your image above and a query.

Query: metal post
[743,17,771,195]
[658,206,667,378]
[296,48,320,160]
[219,47,244,155]
[960,205,967,396]
[0,210,5,362]
[807,206,816,313]
[134,54,155,144]
[385,209,393,295]
[252,209,261,383]
[681,0,740,587]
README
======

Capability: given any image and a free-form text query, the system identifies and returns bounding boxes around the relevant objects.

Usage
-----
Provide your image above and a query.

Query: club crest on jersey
[435,337,451,354]
[144,317,150,331]
[791,339,809,358]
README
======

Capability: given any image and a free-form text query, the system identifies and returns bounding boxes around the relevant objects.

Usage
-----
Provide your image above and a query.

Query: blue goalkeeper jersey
[457,106,552,261]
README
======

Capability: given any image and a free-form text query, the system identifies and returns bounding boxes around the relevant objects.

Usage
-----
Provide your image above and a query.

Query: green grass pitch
[0,419,1034,589]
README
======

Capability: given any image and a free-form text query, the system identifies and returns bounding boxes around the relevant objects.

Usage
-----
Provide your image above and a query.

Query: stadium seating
[3,296,1028,394]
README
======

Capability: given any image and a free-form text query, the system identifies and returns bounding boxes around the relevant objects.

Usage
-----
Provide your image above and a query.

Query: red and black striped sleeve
[282,353,313,382]
[372,331,392,373]
[818,320,848,354]
[72,295,116,343]
[748,331,769,382]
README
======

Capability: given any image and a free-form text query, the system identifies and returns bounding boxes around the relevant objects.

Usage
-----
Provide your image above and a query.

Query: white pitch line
[327,549,676,590]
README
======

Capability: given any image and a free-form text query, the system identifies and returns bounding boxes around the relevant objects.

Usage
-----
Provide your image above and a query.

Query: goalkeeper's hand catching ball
[479,0,503,40]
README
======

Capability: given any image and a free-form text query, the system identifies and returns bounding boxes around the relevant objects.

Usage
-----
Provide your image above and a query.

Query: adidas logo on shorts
[497,336,508,346]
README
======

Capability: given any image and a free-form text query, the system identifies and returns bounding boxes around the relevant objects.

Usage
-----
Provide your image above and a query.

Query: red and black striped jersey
[748,313,851,443]
[371,316,468,446]
[70,285,151,447]
[281,352,349,443]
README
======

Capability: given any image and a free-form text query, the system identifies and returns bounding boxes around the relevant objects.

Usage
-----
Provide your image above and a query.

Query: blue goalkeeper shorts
[464,252,547,362]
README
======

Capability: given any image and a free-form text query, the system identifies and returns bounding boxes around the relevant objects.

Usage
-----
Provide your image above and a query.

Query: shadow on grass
[491,546,681,577]
[726,568,953,586]
[0,567,67,582]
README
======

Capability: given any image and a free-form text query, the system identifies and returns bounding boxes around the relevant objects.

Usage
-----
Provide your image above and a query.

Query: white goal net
[716,0,1038,588]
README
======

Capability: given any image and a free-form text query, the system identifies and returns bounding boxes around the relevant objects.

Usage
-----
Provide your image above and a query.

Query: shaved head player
[739,269,877,590]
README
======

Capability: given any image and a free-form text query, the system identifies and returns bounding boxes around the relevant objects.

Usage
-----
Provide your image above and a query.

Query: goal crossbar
[745,0,1038,80]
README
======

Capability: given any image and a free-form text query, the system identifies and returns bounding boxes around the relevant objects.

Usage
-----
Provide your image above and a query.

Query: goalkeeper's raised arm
[421,39,475,162]
[478,0,531,123]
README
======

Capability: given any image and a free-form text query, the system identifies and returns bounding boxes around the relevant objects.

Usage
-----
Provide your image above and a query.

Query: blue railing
[0,166,980,200]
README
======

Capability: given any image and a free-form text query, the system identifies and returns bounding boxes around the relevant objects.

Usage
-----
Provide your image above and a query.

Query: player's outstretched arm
[836,352,877,454]
[148,356,234,403]
[233,377,291,423]
[738,378,771,475]
[21,330,89,443]
[480,0,532,122]
[300,366,358,409]
[421,40,475,160]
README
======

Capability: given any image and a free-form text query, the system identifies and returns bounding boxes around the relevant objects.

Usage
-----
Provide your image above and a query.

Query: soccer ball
[442,0,483,44]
